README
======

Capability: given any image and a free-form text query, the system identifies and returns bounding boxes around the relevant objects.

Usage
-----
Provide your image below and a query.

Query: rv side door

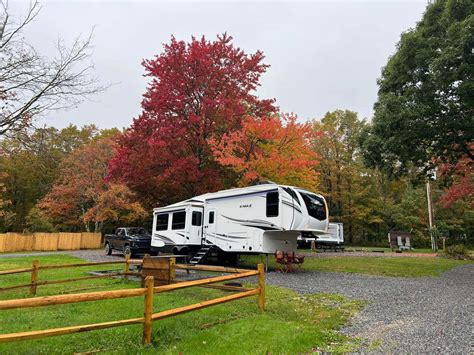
[204,208,217,244]
[188,207,203,245]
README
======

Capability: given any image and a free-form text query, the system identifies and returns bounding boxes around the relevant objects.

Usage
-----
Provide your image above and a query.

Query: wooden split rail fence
[0,258,265,345]
[0,257,141,295]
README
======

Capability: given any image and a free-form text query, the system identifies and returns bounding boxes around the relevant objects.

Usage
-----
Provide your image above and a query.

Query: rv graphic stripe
[281,200,302,213]
[222,215,284,231]
[153,234,176,244]
[241,225,281,231]
[206,232,249,241]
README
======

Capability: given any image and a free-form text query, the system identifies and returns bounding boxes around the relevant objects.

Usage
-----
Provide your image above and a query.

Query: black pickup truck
[104,227,151,257]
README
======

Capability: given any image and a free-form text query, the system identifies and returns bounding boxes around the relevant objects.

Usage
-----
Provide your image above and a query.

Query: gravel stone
[265,264,474,353]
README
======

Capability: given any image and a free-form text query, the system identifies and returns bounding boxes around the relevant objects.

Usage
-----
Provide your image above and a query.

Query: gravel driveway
[266,264,474,353]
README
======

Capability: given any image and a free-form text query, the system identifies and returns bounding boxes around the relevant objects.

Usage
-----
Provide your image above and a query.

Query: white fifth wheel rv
[150,183,329,264]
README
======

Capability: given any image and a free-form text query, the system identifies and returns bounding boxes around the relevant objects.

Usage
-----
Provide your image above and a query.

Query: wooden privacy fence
[0,232,102,252]
[0,260,265,345]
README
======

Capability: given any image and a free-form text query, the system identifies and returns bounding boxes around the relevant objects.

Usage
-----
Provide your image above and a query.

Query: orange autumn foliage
[211,113,320,190]
[39,138,147,232]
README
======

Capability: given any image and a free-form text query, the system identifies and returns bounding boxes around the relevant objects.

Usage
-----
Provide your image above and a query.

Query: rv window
[266,191,279,217]
[209,211,215,224]
[171,211,186,230]
[155,214,169,231]
[192,211,202,226]
[300,192,327,221]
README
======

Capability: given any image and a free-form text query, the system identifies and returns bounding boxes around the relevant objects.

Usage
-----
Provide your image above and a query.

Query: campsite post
[143,276,154,344]
[30,260,39,295]
[257,263,265,311]
[124,255,130,280]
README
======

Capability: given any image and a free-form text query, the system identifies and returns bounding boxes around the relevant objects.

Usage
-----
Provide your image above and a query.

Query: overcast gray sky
[12,0,427,129]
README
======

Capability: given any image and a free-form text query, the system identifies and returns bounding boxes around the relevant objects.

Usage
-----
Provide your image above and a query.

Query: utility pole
[426,180,437,251]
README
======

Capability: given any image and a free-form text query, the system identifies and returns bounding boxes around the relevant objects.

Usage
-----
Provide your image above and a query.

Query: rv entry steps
[189,246,213,264]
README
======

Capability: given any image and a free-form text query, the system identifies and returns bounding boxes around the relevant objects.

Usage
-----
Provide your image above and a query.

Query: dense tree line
[0,1,471,246]
[0,126,146,232]
[0,113,470,245]
[313,110,472,246]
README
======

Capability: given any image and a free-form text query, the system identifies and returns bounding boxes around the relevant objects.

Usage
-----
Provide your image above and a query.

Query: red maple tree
[438,150,474,209]
[108,34,276,207]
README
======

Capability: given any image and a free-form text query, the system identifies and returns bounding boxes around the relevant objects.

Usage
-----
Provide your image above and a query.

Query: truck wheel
[123,245,132,258]
[104,242,112,255]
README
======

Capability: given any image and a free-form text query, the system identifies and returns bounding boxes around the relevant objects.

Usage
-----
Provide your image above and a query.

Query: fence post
[124,255,130,280]
[257,263,265,311]
[143,276,154,344]
[168,257,176,284]
[30,260,39,295]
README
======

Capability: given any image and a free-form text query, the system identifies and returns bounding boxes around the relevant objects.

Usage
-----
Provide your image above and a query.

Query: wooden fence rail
[0,258,138,295]
[0,232,102,253]
[0,258,255,296]
[0,263,265,345]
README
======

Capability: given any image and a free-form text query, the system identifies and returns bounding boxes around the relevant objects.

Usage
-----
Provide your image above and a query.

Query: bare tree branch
[0,1,106,137]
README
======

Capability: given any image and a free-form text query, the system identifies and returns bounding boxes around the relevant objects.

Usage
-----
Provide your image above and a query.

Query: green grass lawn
[296,246,437,254]
[241,254,471,277]
[0,255,364,354]
[343,246,436,253]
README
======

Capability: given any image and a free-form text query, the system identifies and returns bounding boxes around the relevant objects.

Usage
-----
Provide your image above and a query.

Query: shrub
[25,207,56,233]
[440,244,472,260]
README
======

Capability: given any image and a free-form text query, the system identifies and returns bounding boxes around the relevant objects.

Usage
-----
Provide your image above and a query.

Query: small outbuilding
[388,230,412,251]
